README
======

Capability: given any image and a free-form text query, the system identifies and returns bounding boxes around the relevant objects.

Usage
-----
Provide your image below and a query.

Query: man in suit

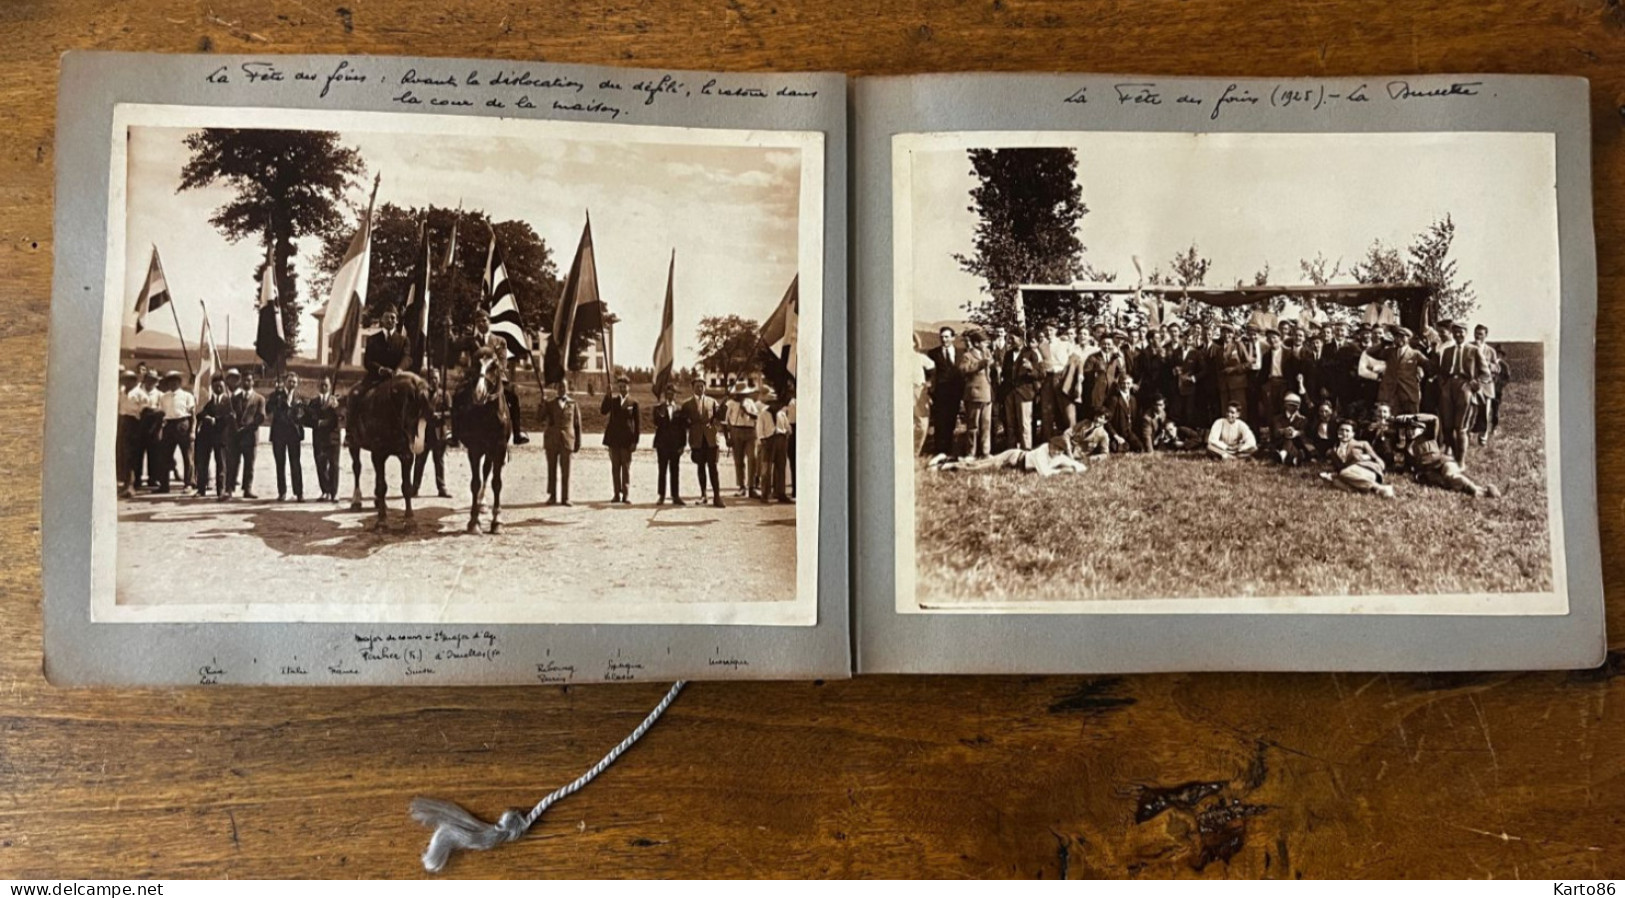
[192,373,228,498]
[1378,326,1428,415]
[1007,331,1044,450]
[926,326,965,456]
[266,372,307,501]
[362,306,412,386]
[601,373,640,503]
[1470,324,1506,445]
[232,372,267,499]
[1255,329,1291,428]
[307,375,343,502]
[539,380,581,506]
[1083,333,1126,414]
[217,369,243,499]
[461,308,528,445]
[651,383,688,506]
[411,368,453,499]
[1436,322,1485,463]
[1103,378,1140,453]
[1215,325,1254,426]
[683,376,725,508]
[959,330,994,458]
[1296,333,1327,410]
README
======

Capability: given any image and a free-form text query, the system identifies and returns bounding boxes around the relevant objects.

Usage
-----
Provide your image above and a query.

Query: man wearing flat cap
[1378,326,1428,416]
[600,373,640,503]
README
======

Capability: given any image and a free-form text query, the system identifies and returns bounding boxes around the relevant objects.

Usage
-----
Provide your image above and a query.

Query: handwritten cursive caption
[200,58,822,122]
[1065,79,1487,122]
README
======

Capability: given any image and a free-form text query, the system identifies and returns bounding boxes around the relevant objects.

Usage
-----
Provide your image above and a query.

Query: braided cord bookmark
[410,680,688,873]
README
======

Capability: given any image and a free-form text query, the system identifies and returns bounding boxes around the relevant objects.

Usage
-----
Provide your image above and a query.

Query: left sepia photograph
[99,104,823,625]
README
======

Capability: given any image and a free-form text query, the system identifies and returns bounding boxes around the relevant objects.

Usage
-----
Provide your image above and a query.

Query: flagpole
[154,248,194,378]
[330,172,382,390]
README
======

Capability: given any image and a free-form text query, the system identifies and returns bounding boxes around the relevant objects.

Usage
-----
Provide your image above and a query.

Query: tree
[313,204,563,371]
[953,148,1090,334]
[1407,214,1477,324]
[1349,239,1407,285]
[694,315,763,382]
[178,128,366,356]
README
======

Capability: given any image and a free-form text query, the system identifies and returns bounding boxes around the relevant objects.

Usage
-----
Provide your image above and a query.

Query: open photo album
[42,53,1604,684]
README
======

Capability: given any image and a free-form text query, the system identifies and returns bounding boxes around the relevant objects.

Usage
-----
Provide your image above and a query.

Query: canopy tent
[1018,281,1435,333]
[912,319,978,353]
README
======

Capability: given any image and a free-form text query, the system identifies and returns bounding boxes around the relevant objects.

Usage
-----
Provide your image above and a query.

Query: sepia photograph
[892,130,1566,615]
[96,104,823,624]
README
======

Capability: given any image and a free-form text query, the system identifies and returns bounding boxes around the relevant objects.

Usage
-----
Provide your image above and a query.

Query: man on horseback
[349,304,413,449]
[459,308,529,445]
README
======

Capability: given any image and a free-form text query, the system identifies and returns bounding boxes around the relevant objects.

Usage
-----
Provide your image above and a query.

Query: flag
[651,250,675,399]
[545,213,604,385]
[439,201,460,274]
[482,228,529,360]
[402,220,432,371]
[193,302,223,422]
[757,274,798,392]
[132,246,171,333]
[323,174,380,369]
[254,242,287,370]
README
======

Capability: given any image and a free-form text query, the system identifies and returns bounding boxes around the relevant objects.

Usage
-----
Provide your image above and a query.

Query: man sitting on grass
[1206,401,1258,461]
[1393,413,1503,498]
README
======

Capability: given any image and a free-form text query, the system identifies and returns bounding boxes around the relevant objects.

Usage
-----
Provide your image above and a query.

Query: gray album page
[45,52,848,684]
[854,73,1602,672]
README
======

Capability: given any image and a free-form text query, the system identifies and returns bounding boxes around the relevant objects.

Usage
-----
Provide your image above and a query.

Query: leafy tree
[694,314,763,381]
[953,148,1090,334]
[1349,239,1407,285]
[1407,214,1477,324]
[178,128,365,356]
[313,203,565,372]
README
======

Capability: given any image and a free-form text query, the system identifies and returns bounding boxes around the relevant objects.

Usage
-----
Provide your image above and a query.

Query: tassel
[411,680,687,873]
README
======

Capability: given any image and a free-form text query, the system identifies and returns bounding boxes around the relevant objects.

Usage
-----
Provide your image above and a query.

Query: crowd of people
[116,307,797,511]
[918,314,1513,499]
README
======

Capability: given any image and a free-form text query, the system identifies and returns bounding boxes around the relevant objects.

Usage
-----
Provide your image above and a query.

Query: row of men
[921,316,1511,469]
[116,363,797,509]
[932,394,1501,500]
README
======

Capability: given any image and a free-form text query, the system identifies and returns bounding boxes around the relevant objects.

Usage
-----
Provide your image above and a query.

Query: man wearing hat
[1216,325,1255,426]
[461,307,528,445]
[1378,326,1427,415]
[1256,329,1292,427]
[600,373,640,503]
[116,367,143,498]
[1436,322,1486,463]
[683,375,726,508]
[959,330,994,459]
[539,379,582,506]
[754,385,792,503]
[722,380,759,497]
[133,368,165,492]
[194,372,230,497]
[1270,393,1312,466]
[153,370,195,494]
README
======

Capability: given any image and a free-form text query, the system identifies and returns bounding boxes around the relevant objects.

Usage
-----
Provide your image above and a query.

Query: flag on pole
[323,174,380,369]
[194,302,223,414]
[651,250,675,399]
[482,228,529,360]
[439,201,460,274]
[757,274,799,392]
[254,240,287,370]
[545,213,604,385]
[402,219,432,371]
[132,246,172,333]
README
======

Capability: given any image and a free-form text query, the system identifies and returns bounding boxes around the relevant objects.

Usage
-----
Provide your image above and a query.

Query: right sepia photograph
[892,130,1567,615]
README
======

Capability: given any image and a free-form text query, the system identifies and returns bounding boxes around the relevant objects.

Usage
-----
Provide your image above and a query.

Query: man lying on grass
[1394,413,1503,498]
[926,419,1094,477]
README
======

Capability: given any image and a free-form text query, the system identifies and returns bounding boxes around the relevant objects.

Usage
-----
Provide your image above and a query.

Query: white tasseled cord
[410,680,687,873]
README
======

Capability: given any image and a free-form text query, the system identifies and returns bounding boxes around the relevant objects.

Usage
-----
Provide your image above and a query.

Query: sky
[121,119,804,369]
[905,131,1560,341]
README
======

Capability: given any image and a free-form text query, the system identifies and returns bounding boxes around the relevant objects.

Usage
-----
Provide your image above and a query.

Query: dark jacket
[233,389,267,444]
[539,397,582,453]
[652,401,689,454]
[267,388,306,444]
[601,393,641,449]
[363,329,411,380]
[307,392,342,446]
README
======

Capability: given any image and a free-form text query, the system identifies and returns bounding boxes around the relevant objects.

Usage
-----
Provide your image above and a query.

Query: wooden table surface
[2,0,1622,879]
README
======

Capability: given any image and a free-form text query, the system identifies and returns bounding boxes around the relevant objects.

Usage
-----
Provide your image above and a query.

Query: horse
[346,371,432,526]
[451,347,512,534]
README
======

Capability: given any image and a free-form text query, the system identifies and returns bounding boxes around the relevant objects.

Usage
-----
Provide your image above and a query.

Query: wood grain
[2,0,1622,878]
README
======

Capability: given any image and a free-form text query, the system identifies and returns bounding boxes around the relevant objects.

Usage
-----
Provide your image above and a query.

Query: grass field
[915,350,1553,604]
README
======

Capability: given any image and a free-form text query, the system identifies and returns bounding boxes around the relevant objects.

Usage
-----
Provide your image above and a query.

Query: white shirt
[1208,417,1258,453]
[118,385,152,417]
[158,388,195,420]
[785,398,796,426]
[725,398,759,428]
[755,404,780,441]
